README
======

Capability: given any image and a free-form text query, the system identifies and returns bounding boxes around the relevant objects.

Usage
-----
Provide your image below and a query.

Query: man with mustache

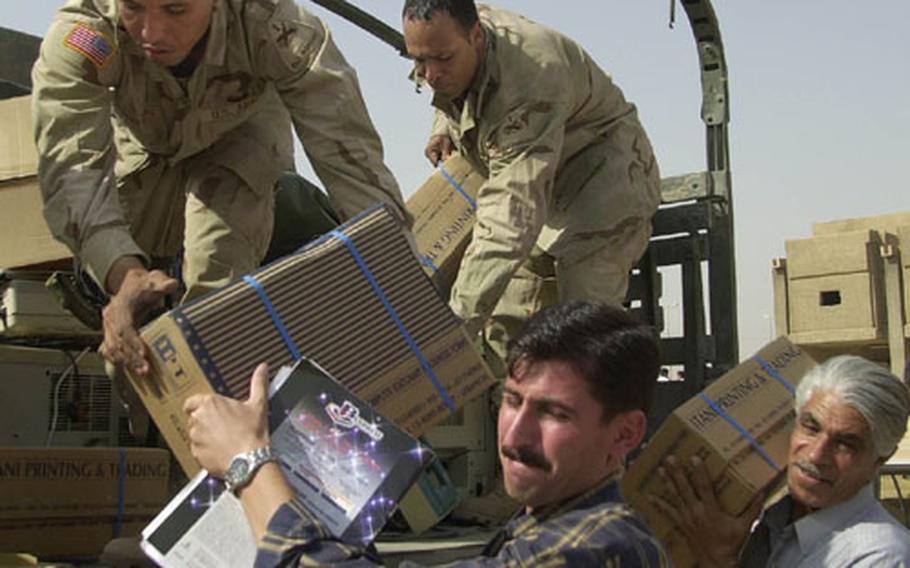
[31,0,407,375]
[657,355,910,567]
[400,0,661,370]
[185,301,671,565]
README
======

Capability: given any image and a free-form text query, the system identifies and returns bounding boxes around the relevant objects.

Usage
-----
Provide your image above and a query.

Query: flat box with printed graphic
[141,359,431,566]
[622,337,817,568]
[407,153,484,293]
[128,205,495,477]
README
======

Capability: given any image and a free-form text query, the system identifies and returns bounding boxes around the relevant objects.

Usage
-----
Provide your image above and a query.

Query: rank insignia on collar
[64,23,115,69]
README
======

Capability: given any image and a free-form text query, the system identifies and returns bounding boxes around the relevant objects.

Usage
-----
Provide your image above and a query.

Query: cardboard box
[0,447,168,557]
[622,337,817,567]
[785,230,885,345]
[0,96,38,180]
[128,205,496,476]
[406,154,484,292]
[142,359,433,565]
[1,274,99,337]
[0,515,150,558]
[0,178,71,269]
[0,96,70,269]
[0,447,170,521]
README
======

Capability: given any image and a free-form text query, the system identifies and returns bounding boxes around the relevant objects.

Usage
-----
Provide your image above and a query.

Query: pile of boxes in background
[0,72,494,558]
[0,89,172,555]
[772,210,910,523]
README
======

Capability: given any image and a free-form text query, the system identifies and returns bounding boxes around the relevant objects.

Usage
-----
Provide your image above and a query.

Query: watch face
[228,457,251,484]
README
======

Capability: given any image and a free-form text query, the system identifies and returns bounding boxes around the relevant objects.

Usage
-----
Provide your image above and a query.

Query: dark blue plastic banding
[753,355,796,396]
[698,393,781,472]
[420,254,441,274]
[438,164,477,210]
[331,229,457,413]
[114,448,126,538]
[243,275,302,361]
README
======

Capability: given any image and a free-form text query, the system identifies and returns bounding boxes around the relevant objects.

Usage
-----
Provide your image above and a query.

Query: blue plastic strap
[243,275,302,361]
[697,393,781,471]
[753,355,796,395]
[331,229,457,412]
[438,164,478,210]
[114,448,126,538]
[420,254,441,274]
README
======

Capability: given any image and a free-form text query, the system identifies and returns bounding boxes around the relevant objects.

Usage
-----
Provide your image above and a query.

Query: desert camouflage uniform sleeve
[430,109,450,139]
[449,100,568,334]
[31,13,146,288]
[256,1,409,224]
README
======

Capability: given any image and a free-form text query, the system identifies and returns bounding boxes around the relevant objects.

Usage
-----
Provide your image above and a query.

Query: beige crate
[0,95,38,181]
[813,211,910,238]
[900,226,910,338]
[785,230,885,345]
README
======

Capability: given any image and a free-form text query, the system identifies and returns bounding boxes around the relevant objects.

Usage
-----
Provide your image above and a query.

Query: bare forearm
[237,462,296,543]
[105,255,148,295]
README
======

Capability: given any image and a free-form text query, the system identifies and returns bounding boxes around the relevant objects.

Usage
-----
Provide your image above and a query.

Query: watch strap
[224,445,276,493]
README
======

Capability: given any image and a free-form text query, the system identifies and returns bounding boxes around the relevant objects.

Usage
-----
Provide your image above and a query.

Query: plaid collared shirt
[256,472,672,567]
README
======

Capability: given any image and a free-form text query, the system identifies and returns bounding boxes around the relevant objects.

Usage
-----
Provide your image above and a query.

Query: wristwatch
[223,446,276,493]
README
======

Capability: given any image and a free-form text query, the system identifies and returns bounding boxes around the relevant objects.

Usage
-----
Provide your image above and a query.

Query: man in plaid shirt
[186,300,670,566]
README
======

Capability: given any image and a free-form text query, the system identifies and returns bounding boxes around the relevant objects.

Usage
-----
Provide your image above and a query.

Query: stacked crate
[772,211,910,525]
[774,211,910,362]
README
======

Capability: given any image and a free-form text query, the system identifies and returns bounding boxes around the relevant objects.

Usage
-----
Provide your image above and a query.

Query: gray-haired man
[657,355,910,567]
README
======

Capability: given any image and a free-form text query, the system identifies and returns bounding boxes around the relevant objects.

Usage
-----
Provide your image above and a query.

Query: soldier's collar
[205,1,228,67]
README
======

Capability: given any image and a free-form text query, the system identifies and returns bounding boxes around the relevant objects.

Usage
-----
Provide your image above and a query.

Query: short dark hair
[507,301,660,420]
[402,0,479,32]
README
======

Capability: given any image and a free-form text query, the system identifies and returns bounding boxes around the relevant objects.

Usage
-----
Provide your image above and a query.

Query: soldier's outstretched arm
[32,9,156,372]
[258,1,410,225]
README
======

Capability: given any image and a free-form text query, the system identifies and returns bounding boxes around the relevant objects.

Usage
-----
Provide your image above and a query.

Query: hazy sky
[3,1,908,359]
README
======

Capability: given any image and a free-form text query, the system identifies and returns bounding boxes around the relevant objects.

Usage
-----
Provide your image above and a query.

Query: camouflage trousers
[120,155,276,304]
[483,216,653,370]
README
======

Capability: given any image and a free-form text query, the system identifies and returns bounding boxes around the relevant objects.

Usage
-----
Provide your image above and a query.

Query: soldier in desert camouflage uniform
[32,0,407,374]
[403,0,661,365]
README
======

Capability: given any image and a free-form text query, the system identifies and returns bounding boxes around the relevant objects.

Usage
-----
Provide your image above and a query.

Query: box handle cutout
[819,290,841,306]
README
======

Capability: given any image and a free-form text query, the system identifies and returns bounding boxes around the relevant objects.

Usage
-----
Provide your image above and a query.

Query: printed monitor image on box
[622,337,817,568]
[141,359,432,567]
[128,204,496,476]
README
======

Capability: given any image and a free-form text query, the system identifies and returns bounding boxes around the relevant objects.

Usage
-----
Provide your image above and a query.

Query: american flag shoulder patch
[64,23,115,68]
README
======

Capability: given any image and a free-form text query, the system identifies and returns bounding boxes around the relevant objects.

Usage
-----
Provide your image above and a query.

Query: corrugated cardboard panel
[622,338,817,567]
[0,515,150,557]
[813,211,910,238]
[129,205,496,476]
[0,95,38,181]
[0,177,70,269]
[785,230,880,279]
[1,278,99,337]
[899,226,910,338]
[0,447,170,520]
[406,154,483,292]
[788,273,884,339]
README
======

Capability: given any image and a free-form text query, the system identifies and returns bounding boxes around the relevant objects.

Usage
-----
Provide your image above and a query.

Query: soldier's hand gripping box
[407,154,484,293]
[127,205,496,476]
[622,337,817,567]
